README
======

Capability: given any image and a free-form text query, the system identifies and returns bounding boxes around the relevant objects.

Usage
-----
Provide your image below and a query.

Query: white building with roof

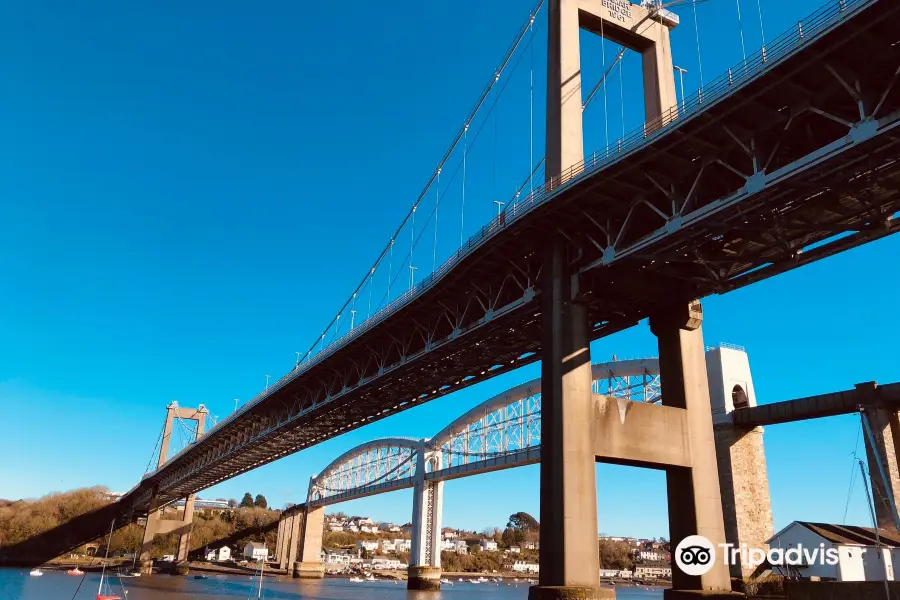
[768,521,900,582]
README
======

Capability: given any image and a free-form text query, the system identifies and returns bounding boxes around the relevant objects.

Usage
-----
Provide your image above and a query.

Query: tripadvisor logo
[674,535,840,575]
[675,535,716,576]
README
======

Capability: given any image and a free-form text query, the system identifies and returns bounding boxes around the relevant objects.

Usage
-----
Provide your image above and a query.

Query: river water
[0,569,664,599]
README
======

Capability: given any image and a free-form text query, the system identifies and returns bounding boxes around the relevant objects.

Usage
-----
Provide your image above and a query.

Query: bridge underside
[121,0,900,512]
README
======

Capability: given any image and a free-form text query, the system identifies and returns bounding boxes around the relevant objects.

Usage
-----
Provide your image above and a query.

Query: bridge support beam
[409,447,444,590]
[292,506,325,579]
[530,237,607,600]
[651,301,734,598]
[861,402,900,533]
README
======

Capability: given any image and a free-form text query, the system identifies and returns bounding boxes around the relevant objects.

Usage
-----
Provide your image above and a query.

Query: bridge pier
[530,238,607,600]
[408,447,444,590]
[651,302,735,599]
[291,505,325,579]
[708,346,774,578]
[138,402,207,575]
[274,516,286,565]
[861,401,900,532]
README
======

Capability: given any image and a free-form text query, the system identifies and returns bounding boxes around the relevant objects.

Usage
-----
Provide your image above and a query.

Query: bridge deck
[129,0,900,510]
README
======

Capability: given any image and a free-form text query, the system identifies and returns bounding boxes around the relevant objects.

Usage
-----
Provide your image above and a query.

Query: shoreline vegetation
[2,486,671,587]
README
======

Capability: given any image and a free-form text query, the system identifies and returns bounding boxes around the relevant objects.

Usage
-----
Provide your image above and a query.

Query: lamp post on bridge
[674,65,688,114]
[493,200,505,216]
[350,309,357,330]
[265,375,271,391]
[409,265,418,291]
[295,351,302,368]
[233,399,239,414]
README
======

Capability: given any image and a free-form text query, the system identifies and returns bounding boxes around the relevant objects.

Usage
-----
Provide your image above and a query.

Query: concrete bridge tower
[708,345,775,578]
[539,0,737,598]
[138,402,208,575]
[408,443,444,590]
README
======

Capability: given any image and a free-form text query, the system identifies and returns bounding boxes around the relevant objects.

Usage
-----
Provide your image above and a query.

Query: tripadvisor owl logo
[674,535,841,575]
[674,535,716,576]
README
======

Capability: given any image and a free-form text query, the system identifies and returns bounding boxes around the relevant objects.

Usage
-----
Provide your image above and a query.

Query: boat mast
[258,558,264,599]
[99,519,115,595]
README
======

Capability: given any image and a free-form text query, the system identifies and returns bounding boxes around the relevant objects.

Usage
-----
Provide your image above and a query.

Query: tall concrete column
[862,402,900,532]
[274,517,286,565]
[530,237,605,600]
[138,496,163,575]
[174,494,196,572]
[293,506,325,579]
[650,301,732,598]
[708,346,774,578]
[409,448,444,590]
[546,0,583,183]
[286,511,302,574]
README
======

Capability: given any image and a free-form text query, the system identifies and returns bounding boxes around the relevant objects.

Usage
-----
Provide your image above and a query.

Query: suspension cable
[460,125,467,247]
[601,18,610,156]
[529,14,534,197]
[433,170,440,272]
[293,0,546,365]
[735,0,747,68]
[619,53,625,143]
[693,0,705,93]
[144,421,166,473]
[756,0,767,50]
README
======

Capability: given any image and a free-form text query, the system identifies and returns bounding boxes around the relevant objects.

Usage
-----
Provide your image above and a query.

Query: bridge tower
[708,345,775,578]
[408,444,444,590]
[138,402,208,575]
[536,1,732,600]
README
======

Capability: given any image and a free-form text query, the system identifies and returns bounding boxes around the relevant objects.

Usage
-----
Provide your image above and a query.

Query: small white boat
[364,574,376,581]
[29,569,43,577]
[348,577,364,583]
[66,567,84,576]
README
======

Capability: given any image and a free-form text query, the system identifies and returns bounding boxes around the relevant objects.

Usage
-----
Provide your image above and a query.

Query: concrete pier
[650,302,734,598]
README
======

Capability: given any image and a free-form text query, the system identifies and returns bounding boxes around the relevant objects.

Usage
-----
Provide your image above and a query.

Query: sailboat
[247,558,265,599]
[97,520,127,600]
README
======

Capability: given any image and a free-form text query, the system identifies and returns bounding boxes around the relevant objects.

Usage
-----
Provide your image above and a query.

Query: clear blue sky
[1,0,898,540]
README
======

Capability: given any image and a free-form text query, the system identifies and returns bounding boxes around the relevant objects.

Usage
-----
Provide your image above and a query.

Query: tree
[227,499,237,508]
[506,512,539,532]
[254,494,268,509]
[240,493,254,508]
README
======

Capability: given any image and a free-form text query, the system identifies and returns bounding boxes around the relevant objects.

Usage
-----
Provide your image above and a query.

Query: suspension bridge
[3,0,899,596]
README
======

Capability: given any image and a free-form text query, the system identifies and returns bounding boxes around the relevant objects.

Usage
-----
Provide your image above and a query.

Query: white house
[243,542,268,561]
[356,540,380,552]
[512,560,540,573]
[394,539,412,552]
[634,562,671,579]
[768,521,900,582]
[637,550,665,562]
[380,540,396,553]
[454,540,469,554]
[205,546,231,562]
[507,546,521,554]
[323,550,352,565]
[440,540,455,551]
[524,541,539,550]
[480,539,498,551]
[361,557,406,570]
